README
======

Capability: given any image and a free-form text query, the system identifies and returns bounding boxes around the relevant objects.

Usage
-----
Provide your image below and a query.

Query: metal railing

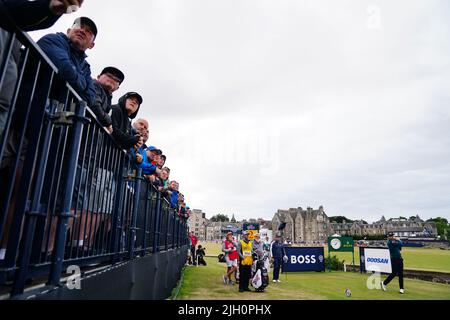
[0,10,188,298]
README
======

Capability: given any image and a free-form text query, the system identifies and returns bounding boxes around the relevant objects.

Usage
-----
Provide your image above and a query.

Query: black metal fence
[0,12,188,298]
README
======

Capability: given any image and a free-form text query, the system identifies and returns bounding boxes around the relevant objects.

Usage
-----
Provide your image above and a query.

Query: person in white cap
[222,232,238,285]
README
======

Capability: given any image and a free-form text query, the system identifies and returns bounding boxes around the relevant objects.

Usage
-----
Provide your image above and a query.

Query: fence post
[152,191,162,253]
[128,169,142,260]
[165,207,171,251]
[8,63,54,296]
[48,100,87,286]
[110,156,126,263]
[11,98,57,296]
[141,182,151,256]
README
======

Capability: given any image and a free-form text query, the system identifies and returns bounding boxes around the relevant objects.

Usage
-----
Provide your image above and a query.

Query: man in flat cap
[37,16,98,105]
[92,67,125,133]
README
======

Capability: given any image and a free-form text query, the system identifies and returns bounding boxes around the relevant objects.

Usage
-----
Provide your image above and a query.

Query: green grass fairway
[198,242,450,273]
[173,257,450,300]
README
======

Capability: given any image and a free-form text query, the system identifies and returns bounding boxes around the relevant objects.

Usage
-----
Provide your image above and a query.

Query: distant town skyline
[200,209,440,225]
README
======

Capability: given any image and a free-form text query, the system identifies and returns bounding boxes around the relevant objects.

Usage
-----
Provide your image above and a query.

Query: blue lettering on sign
[367,258,389,264]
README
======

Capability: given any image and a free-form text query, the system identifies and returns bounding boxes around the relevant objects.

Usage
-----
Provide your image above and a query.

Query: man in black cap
[37,16,98,106]
[111,92,144,150]
[91,67,125,133]
[381,232,405,294]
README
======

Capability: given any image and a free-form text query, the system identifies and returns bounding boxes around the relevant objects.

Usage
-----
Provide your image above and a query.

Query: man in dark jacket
[111,92,143,150]
[270,233,288,283]
[37,16,97,106]
[381,232,405,294]
[91,67,124,133]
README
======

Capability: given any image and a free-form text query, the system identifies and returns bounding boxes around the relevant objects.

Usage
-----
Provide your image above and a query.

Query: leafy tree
[427,217,450,237]
[329,216,354,223]
[210,214,229,222]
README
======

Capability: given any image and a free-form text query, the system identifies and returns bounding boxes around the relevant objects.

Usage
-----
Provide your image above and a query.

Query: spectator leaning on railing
[158,167,170,191]
[168,180,179,209]
[130,118,149,164]
[111,92,143,150]
[144,146,163,182]
[158,154,166,169]
[91,66,124,134]
[36,16,97,106]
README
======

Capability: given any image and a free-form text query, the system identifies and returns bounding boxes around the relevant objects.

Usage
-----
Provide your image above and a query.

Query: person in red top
[189,231,198,265]
[221,232,238,285]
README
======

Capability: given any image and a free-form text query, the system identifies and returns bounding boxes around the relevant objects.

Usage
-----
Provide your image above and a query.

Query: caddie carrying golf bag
[251,255,269,292]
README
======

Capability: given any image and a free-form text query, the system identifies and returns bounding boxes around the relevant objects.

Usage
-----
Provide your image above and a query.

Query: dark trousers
[239,264,251,291]
[190,246,196,264]
[273,257,283,280]
[383,258,404,289]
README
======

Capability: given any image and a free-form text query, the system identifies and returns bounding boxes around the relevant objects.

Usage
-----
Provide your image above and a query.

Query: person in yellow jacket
[237,231,253,292]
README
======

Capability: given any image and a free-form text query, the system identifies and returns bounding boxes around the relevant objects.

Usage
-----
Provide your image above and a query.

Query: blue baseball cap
[148,146,162,155]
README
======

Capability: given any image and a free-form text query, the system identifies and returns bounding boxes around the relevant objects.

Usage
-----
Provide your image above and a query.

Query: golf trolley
[251,252,269,292]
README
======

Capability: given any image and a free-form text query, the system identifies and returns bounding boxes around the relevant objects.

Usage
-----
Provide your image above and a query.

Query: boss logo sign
[283,247,325,272]
[290,255,317,264]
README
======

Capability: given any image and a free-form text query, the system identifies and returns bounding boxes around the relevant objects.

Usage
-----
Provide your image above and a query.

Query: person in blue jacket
[381,232,405,294]
[131,119,162,177]
[36,16,97,106]
[168,181,179,209]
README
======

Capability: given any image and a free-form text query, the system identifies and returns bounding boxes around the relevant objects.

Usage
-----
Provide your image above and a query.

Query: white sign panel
[364,248,392,273]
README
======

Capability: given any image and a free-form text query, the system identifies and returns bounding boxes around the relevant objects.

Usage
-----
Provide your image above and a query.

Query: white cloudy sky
[31,0,450,222]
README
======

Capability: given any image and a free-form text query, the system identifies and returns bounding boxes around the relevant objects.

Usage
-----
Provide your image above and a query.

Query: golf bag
[218,253,226,263]
[251,255,269,292]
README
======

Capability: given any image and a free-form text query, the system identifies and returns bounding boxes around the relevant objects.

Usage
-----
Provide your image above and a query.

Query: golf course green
[173,257,450,300]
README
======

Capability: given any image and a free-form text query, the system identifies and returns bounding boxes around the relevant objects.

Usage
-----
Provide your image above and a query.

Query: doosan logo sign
[367,257,389,264]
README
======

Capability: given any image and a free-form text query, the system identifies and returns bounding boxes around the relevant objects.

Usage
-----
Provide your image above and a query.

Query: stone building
[330,215,438,238]
[380,215,437,238]
[187,209,208,240]
[330,220,385,237]
[204,221,242,241]
[271,206,438,242]
[271,206,330,244]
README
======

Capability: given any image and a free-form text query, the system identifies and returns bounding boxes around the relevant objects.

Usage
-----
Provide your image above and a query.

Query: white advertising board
[364,248,392,273]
